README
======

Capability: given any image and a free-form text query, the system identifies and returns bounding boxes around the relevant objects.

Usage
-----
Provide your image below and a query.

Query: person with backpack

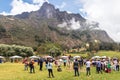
[73,59,79,76]
[29,59,35,73]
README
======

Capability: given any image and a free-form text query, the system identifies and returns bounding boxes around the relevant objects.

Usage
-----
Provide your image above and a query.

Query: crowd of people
[22,55,120,78]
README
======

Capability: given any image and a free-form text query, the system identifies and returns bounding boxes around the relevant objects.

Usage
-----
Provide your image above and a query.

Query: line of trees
[0,44,33,57]
[99,42,120,51]
[86,41,120,52]
[37,42,62,57]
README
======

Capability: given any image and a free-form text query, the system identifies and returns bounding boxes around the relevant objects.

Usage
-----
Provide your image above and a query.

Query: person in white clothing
[47,60,54,78]
[86,59,91,76]
[113,59,117,71]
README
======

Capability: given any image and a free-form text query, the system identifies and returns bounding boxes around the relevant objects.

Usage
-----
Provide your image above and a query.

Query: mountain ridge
[0,2,114,48]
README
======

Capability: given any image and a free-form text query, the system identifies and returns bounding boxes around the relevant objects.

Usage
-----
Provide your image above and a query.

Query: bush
[0,44,33,57]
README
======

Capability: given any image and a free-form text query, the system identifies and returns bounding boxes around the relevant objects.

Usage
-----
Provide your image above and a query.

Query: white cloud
[58,22,67,28]
[0,11,10,15]
[0,0,48,15]
[67,11,72,14]
[33,0,48,4]
[56,2,66,9]
[70,18,81,30]
[58,18,81,30]
[77,0,120,42]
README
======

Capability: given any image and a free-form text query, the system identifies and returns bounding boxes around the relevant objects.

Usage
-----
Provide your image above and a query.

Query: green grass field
[67,50,120,59]
[0,62,120,80]
[0,51,120,80]
[95,51,120,58]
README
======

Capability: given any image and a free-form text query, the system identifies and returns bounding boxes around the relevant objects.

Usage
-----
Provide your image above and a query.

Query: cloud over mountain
[77,0,120,42]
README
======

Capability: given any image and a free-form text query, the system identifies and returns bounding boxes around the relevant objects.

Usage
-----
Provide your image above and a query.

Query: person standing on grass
[78,58,84,69]
[86,59,91,76]
[73,59,79,76]
[54,59,58,67]
[37,58,40,65]
[47,60,54,78]
[113,59,117,71]
[45,58,49,69]
[63,58,67,67]
[23,57,28,71]
[107,61,111,73]
[96,59,102,74]
[116,59,119,71]
[29,59,35,73]
[101,60,105,71]
[68,55,72,68]
[38,58,44,71]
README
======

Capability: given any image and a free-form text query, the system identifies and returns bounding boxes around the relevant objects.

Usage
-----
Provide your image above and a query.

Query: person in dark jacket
[73,59,79,76]
[78,58,83,69]
[38,58,44,71]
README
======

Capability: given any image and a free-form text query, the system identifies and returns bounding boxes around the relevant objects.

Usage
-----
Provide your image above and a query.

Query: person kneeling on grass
[57,65,62,72]
[47,60,54,78]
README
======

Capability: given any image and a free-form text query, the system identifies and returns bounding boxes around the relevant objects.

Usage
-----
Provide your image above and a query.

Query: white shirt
[86,61,91,68]
[113,60,118,65]
[47,62,52,69]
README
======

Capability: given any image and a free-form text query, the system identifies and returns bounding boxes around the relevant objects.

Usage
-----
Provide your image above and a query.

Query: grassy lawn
[0,62,120,80]
[67,50,120,59]
[96,51,120,58]
[66,52,88,58]
[0,51,120,80]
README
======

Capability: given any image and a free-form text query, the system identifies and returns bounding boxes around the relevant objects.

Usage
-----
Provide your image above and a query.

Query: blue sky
[0,0,83,16]
[0,0,120,42]
[0,0,12,13]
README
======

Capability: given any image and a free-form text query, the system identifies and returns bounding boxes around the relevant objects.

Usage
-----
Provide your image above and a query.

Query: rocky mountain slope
[0,2,113,48]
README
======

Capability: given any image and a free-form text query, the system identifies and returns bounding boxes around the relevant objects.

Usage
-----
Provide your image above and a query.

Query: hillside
[0,2,114,48]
